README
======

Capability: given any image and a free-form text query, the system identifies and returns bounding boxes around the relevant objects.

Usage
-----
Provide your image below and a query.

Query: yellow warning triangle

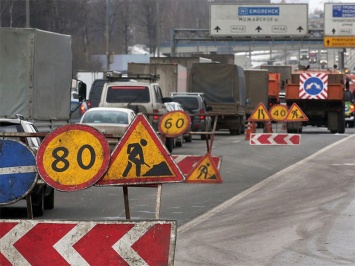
[248,102,271,121]
[285,103,309,122]
[185,153,222,183]
[96,113,184,186]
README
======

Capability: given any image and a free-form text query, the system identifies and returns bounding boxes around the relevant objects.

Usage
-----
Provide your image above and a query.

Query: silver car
[79,107,136,150]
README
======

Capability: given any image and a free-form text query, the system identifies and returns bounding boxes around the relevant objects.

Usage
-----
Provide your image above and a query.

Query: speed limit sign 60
[159,111,191,137]
[36,124,110,191]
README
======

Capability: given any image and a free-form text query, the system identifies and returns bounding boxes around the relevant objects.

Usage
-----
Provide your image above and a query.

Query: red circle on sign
[36,124,110,191]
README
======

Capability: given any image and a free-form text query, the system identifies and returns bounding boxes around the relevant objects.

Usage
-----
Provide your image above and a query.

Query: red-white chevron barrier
[0,220,176,265]
[250,133,301,145]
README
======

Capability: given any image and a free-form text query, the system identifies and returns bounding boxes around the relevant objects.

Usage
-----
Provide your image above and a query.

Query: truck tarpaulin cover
[0,28,72,120]
[189,63,245,104]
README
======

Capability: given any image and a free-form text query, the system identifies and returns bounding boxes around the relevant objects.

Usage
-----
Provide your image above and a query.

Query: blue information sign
[333,5,355,18]
[0,139,38,205]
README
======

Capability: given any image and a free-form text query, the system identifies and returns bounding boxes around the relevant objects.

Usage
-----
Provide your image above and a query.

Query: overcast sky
[271,0,355,13]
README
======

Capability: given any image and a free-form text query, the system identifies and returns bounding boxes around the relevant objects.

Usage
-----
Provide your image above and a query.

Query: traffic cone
[282,122,287,130]
[264,121,273,133]
[245,122,252,140]
[251,121,256,133]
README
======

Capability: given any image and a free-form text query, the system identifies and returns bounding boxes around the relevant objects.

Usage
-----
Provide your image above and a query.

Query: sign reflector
[96,113,184,186]
[0,220,176,266]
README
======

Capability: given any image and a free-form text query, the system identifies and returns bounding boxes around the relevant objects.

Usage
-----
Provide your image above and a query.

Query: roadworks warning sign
[96,114,184,186]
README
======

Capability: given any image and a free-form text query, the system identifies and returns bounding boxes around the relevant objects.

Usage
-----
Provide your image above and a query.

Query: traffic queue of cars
[82,72,213,152]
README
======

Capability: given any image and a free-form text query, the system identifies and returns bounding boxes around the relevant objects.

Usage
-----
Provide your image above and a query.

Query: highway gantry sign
[159,110,191,137]
[0,140,38,205]
[0,220,176,265]
[210,4,308,36]
[96,113,184,186]
[324,4,355,36]
[324,36,355,48]
[36,124,110,191]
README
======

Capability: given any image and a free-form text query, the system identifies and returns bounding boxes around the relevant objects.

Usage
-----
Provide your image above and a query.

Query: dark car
[0,116,54,216]
[87,79,107,108]
[170,92,212,140]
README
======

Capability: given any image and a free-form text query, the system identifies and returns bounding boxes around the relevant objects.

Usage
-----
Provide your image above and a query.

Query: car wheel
[176,138,182,147]
[184,134,192,142]
[44,188,55,210]
[165,137,174,153]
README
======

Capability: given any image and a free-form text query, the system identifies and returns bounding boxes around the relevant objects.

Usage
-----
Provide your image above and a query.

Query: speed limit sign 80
[36,124,110,191]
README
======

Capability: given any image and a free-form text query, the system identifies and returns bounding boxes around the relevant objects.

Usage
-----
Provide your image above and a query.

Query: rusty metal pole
[123,186,130,219]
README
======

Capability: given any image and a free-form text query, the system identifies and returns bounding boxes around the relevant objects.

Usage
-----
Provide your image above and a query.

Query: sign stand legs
[123,186,131,219]
[25,194,33,219]
[155,184,162,219]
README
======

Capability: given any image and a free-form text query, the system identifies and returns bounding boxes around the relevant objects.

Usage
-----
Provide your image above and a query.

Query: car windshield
[82,110,129,124]
[107,86,150,103]
[172,97,199,111]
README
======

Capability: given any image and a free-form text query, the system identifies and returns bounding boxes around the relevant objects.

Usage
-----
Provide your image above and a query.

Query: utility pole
[105,0,110,70]
[26,0,30,27]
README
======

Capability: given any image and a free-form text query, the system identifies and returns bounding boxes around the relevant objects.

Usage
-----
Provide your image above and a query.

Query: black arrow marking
[332,28,336,34]
[255,26,262,32]
[214,26,221,32]
[297,26,303,32]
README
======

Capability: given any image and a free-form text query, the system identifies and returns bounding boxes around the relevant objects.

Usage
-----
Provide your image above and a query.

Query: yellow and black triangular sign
[185,153,222,183]
[96,113,184,186]
[285,103,309,122]
[248,102,271,121]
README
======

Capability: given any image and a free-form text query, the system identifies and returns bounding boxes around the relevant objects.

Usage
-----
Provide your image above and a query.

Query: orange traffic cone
[282,122,287,130]
[264,121,273,133]
[251,121,256,133]
[245,122,252,140]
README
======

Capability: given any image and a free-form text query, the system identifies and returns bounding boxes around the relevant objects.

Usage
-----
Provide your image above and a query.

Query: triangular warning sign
[185,153,222,183]
[96,113,184,186]
[285,103,309,122]
[248,102,271,121]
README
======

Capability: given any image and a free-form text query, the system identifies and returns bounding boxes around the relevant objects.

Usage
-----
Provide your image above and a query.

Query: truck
[0,28,83,216]
[244,69,269,120]
[260,65,292,92]
[285,70,345,133]
[188,63,246,135]
[127,63,187,97]
[76,71,104,99]
[0,28,77,132]
[149,57,213,90]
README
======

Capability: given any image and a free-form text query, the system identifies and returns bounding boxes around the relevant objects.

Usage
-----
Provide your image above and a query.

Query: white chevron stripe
[172,155,185,164]
[0,221,33,265]
[112,222,153,265]
[53,222,95,266]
